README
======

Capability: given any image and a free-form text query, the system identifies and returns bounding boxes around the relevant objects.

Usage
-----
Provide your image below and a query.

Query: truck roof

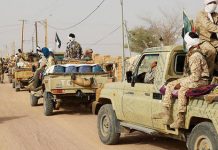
[143,45,183,53]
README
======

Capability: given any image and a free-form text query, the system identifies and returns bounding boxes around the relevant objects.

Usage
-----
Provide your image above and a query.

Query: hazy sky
[0,0,204,56]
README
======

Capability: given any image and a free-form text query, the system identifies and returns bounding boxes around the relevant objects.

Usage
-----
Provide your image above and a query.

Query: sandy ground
[0,79,187,150]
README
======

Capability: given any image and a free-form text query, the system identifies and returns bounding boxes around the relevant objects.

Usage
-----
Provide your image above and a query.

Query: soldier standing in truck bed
[65,33,83,59]
[195,0,218,76]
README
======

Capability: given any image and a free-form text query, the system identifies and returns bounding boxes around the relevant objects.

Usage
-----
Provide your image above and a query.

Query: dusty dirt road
[0,80,187,150]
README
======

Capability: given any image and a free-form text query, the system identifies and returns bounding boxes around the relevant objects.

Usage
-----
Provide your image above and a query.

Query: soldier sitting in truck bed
[154,32,209,129]
[26,47,50,91]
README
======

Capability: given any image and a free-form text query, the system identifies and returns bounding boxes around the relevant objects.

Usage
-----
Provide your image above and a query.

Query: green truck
[92,45,218,150]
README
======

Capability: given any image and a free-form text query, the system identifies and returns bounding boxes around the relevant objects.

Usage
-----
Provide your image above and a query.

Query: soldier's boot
[170,112,185,129]
[152,107,171,125]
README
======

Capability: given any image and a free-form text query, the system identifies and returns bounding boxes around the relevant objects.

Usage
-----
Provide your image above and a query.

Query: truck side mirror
[126,71,132,83]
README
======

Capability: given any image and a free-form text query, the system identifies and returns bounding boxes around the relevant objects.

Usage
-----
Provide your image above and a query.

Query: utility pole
[32,36,34,52]
[120,0,125,81]
[44,19,48,47]
[19,20,25,52]
[35,21,38,48]
[5,45,7,57]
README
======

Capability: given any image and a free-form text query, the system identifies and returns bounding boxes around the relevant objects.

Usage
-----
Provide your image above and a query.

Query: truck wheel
[187,122,218,150]
[97,104,120,145]
[12,82,15,88]
[8,78,12,83]
[30,94,39,106]
[15,88,20,92]
[15,81,20,92]
[43,92,54,116]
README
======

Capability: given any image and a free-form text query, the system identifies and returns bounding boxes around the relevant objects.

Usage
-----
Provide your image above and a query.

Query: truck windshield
[135,54,159,83]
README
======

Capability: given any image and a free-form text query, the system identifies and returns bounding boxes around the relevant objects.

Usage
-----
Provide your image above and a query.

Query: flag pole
[55,32,57,52]
[120,0,125,81]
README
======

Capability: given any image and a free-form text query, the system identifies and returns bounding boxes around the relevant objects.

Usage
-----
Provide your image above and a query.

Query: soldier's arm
[76,43,82,59]
[199,13,218,33]
[180,54,202,86]
[65,49,69,58]
[79,44,83,58]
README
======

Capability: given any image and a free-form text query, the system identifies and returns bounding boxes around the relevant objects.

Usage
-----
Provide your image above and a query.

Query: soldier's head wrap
[41,47,50,58]
[184,32,200,50]
[204,0,217,5]
[204,0,217,13]
[18,49,22,53]
[36,46,41,51]
[69,33,75,41]
[48,48,52,52]
[69,33,75,38]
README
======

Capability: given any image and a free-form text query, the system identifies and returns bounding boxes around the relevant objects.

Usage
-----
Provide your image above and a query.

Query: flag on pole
[183,11,195,51]
[55,32,61,48]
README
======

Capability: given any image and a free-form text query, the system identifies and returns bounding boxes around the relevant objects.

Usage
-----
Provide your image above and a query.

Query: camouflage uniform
[65,40,82,59]
[0,58,4,83]
[163,49,209,113]
[195,11,218,75]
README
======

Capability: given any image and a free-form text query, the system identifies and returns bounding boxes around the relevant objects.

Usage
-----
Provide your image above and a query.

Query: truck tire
[187,122,218,150]
[30,93,39,106]
[8,78,12,83]
[97,104,120,145]
[15,88,20,92]
[15,81,20,92]
[12,81,15,88]
[43,92,54,116]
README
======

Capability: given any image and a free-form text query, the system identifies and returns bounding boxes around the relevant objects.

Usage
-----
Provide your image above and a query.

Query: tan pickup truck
[30,61,113,116]
[14,68,33,92]
[93,45,218,150]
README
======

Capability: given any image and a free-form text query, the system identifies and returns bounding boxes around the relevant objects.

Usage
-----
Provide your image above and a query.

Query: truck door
[122,54,159,127]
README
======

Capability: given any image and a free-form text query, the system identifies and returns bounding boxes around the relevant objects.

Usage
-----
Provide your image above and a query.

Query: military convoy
[6,46,218,149]
[92,45,218,150]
